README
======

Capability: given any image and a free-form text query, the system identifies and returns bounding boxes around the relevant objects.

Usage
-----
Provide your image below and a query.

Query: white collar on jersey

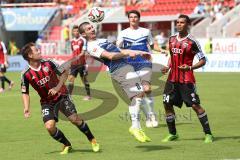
[28,64,41,71]
[128,26,140,31]
[176,33,190,41]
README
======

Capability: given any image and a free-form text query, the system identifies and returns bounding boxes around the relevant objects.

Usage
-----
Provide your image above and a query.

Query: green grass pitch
[0,72,240,160]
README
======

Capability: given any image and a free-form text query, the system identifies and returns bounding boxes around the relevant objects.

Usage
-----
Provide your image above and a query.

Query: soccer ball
[88,7,105,23]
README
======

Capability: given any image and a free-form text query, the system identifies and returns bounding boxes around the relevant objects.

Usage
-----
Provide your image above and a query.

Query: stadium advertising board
[198,38,240,54]
[212,38,240,54]
[152,54,240,72]
[194,54,240,72]
[7,55,27,72]
[2,7,57,31]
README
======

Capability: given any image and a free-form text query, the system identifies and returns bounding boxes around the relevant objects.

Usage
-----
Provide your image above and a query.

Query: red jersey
[70,37,86,66]
[21,59,68,104]
[168,34,205,84]
[0,41,7,64]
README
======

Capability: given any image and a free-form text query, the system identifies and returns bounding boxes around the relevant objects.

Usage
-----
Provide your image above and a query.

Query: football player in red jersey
[0,39,14,93]
[161,14,213,143]
[68,25,91,100]
[20,43,100,154]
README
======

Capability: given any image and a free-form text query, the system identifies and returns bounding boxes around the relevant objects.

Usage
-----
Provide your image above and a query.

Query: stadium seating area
[2,0,236,17]
[67,1,87,16]
[125,0,199,16]
[125,0,235,16]
[47,26,62,41]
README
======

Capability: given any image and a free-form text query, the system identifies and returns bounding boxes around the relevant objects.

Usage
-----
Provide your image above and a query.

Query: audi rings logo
[171,48,183,54]
[37,76,50,86]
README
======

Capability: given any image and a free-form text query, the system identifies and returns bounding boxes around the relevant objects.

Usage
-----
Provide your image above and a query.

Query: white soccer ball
[88,7,105,23]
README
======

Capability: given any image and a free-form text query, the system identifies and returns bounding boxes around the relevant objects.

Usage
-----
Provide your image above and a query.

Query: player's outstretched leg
[68,114,100,152]
[129,97,151,143]
[45,120,72,154]
[162,104,179,142]
[192,104,213,143]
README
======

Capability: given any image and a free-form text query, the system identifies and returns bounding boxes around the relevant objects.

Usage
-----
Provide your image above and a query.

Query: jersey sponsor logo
[72,45,80,50]
[171,48,183,54]
[125,42,144,48]
[37,76,50,86]
[124,42,132,48]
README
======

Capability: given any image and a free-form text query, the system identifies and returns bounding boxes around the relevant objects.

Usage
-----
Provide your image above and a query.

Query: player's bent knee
[192,104,205,114]
[68,76,75,82]
[164,104,174,113]
[68,114,83,125]
[44,121,56,133]
[144,87,151,93]
[130,96,143,107]
[142,82,151,93]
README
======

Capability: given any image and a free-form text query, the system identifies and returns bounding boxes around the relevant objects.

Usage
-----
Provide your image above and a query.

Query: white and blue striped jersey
[117,27,153,51]
[87,38,127,73]
[117,27,153,70]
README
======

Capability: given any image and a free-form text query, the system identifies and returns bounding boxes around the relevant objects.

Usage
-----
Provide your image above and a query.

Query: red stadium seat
[125,0,199,16]
[125,0,235,16]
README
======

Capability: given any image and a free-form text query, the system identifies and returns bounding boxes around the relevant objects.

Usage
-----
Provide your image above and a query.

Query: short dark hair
[178,14,191,24]
[72,25,79,31]
[127,10,141,19]
[78,22,90,34]
[21,42,35,61]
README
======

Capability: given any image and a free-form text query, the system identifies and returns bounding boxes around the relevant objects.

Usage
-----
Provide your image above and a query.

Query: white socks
[141,95,155,119]
[129,97,142,129]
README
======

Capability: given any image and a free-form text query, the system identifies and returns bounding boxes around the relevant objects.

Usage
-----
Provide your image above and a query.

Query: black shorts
[0,64,6,73]
[70,65,88,77]
[41,95,77,123]
[163,81,200,108]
